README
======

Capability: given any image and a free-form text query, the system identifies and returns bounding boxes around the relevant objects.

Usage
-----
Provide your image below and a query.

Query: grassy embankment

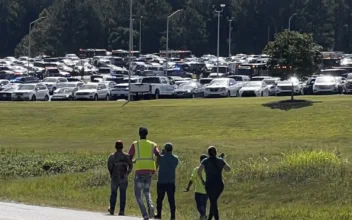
[1,96,352,219]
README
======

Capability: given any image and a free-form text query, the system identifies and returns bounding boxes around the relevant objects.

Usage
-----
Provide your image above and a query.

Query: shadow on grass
[263,99,322,111]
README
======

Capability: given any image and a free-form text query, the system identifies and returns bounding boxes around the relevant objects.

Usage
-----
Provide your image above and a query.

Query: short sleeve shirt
[201,157,226,184]
[191,167,206,194]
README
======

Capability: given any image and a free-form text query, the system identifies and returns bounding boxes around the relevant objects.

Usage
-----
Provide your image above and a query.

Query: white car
[263,78,280,96]
[239,81,269,97]
[54,82,84,94]
[42,77,69,94]
[0,80,10,90]
[110,77,143,100]
[11,83,50,101]
[313,76,338,94]
[275,79,302,96]
[203,78,240,97]
[74,83,110,101]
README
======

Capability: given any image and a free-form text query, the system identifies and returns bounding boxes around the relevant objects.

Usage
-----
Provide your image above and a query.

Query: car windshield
[263,79,277,85]
[81,85,97,90]
[18,85,35,90]
[244,81,262,87]
[209,79,228,86]
[178,82,197,89]
[57,88,73,93]
[200,79,212,85]
[315,77,335,83]
[43,78,57,82]
[61,84,76,88]
[122,79,138,83]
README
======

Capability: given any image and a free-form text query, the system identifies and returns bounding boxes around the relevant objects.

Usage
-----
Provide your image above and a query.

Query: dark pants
[195,192,208,217]
[156,183,176,218]
[110,181,128,213]
[205,182,224,220]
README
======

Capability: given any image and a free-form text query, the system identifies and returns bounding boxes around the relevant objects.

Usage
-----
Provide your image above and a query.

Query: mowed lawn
[1,96,352,219]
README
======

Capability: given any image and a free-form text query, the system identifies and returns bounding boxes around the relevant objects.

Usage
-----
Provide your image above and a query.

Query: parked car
[313,76,338,94]
[51,88,76,101]
[10,76,40,84]
[0,84,20,101]
[173,81,203,98]
[130,76,175,99]
[0,79,10,91]
[199,78,213,87]
[275,79,303,96]
[302,77,316,95]
[11,83,50,101]
[42,77,69,95]
[110,77,143,100]
[74,83,110,101]
[343,73,352,93]
[263,77,280,96]
[228,75,251,82]
[203,78,240,97]
[239,81,269,97]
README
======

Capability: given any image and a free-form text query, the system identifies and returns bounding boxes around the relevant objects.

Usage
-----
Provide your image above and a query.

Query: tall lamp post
[28,16,46,70]
[288,13,297,31]
[227,17,233,57]
[139,16,143,53]
[165,9,183,75]
[213,4,225,76]
[128,0,133,101]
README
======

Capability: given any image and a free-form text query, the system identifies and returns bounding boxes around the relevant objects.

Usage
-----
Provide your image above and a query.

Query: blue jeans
[109,181,128,213]
[195,193,208,217]
[134,173,154,217]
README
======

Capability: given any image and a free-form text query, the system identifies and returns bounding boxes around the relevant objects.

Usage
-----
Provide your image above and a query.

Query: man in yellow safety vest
[128,127,161,220]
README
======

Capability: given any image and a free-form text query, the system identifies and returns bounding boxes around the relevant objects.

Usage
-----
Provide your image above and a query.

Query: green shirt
[191,166,206,194]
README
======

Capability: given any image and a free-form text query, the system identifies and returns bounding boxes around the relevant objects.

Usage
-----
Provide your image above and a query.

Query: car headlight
[187,90,191,93]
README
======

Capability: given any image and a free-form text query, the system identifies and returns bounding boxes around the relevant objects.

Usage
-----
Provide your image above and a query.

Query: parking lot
[1,50,352,102]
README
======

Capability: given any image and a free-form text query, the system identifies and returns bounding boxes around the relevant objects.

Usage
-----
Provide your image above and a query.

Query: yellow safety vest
[134,140,156,172]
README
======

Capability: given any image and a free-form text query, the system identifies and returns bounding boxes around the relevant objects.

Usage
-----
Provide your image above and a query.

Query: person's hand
[201,180,206,186]
[220,153,225,158]
[184,188,190,192]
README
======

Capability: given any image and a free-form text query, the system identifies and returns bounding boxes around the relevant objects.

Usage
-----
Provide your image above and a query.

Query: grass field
[1,96,352,219]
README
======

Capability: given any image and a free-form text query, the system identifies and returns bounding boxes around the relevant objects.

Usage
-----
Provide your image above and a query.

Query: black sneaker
[107,207,114,215]
[118,211,125,216]
[154,214,162,219]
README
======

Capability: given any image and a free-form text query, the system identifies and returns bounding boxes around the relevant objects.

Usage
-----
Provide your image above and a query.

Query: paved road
[0,202,141,220]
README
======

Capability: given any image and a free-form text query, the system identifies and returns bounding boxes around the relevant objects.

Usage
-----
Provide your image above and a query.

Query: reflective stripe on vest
[135,141,154,161]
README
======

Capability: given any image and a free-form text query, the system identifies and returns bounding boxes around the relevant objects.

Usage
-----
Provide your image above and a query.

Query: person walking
[154,143,179,220]
[107,140,133,216]
[129,127,161,220]
[185,154,208,220]
[198,146,231,220]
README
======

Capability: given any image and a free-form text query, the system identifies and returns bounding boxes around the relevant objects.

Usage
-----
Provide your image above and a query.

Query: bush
[0,148,106,179]
[232,149,350,183]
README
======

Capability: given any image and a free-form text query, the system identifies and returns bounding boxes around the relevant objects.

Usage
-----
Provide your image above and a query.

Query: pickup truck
[130,76,176,99]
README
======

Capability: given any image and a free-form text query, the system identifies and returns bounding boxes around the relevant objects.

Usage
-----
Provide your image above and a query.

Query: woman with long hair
[198,146,231,220]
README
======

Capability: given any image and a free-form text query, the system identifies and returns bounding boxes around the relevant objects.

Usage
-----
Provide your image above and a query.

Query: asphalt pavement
[0,202,142,220]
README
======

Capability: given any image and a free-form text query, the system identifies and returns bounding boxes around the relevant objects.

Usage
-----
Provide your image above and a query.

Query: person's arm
[198,164,206,186]
[185,180,193,192]
[107,154,114,177]
[224,160,231,172]
[126,153,133,174]
[128,143,135,163]
[154,144,161,170]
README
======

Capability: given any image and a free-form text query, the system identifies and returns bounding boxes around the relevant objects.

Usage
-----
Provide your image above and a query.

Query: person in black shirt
[107,140,133,216]
[198,146,231,220]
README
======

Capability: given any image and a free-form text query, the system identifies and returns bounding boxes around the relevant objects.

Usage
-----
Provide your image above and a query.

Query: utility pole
[139,16,143,53]
[166,9,183,75]
[227,17,233,57]
[128,0,133,102]
[213,4,226,77]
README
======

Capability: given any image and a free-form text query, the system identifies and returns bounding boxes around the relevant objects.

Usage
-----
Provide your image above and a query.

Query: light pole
[28,16,46,70]
[227,17,233,57]
[213,4,225,76]
[128,0,133,102]
[139,16,143,53]
[288,13,297,31]
[166,9,183,75]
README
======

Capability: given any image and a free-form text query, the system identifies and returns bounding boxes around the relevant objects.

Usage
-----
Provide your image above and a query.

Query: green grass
[1,96,352,219]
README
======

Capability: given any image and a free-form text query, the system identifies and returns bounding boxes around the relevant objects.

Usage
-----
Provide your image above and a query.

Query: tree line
[1,0,352,57]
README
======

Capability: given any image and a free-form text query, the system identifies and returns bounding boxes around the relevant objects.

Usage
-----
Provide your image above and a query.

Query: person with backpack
[185,154,209,220]
[198,146,231,220]
[107,140,133,216]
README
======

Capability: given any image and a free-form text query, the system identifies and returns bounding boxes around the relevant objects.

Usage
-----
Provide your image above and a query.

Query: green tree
[264,30,322,78]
